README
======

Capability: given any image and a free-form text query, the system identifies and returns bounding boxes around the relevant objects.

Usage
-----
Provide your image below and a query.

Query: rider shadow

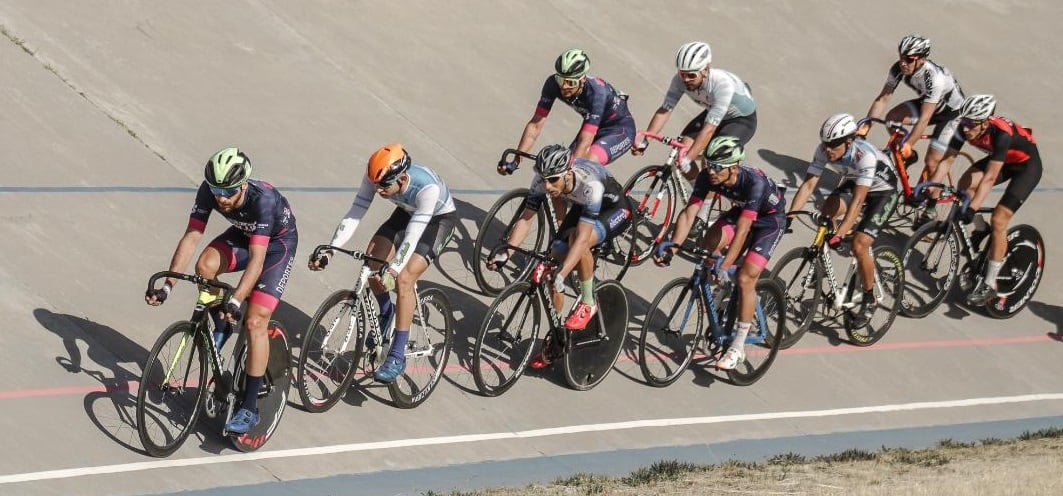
[34,308,149,454]
[1027,300,1063,340]
[268,300,318,411]
[757,149,810,189]
[423,280,488,396]
[433,197,490,296]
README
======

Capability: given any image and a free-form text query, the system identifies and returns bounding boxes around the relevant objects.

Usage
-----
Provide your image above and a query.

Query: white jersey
[661,68,756,126]
[807,139,896,193]
[527,158,623,221]
[885,59,964,114]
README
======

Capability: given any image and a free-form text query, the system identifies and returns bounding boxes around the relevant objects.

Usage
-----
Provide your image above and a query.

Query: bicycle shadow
[433,197,491,296]
[34,308,148,454]
[610,279,657,386]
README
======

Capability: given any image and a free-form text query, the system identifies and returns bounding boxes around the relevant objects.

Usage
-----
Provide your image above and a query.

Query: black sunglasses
[823,136,849,148]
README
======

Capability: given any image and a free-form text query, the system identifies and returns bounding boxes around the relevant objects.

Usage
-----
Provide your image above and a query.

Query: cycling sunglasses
[960,118,984,131]
[554,74,582,89]
[823,136,849,149]
[542,174,565,184]
[679,70,701,80]
[706,162,731,173]
[900,54,921,64]
[210,185,241,198]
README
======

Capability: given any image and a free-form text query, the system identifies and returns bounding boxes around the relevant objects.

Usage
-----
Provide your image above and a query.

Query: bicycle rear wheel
[389,287,454,408]
[563,280,629,391]
[770,246,824,349]
[728,278,786,386]
[846,246,904,346]
[296,290,365,413]
[231,320,291,452]
[136,321,208,458]
[623,165,677,266]
[472,188,548,296]
[638,277,704,387]
[900,221,960,318]
[984,224,1045,319]
[472,281,541,396]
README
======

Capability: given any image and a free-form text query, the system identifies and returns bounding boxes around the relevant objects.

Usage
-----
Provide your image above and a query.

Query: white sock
[985,260,1003,289]
[733,321,751,352]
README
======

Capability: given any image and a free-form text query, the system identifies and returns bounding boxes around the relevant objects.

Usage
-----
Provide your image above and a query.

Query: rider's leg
[822,193,847,230]
[366,234,397,327]
[852,232,876,292]
[196,245,232,349]
[390,254,430,360]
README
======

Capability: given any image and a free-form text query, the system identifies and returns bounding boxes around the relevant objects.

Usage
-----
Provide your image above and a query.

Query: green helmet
[555,48,590,78]
[205,147,252,188]
[703,136,745,168]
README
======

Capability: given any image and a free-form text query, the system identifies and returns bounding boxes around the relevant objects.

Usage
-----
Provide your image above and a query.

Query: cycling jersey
[536,75,633,137]
[661,68,756,126]
[807,139,897,193]
[527,158,625,223]
[188,179,296,246]
[330,163,456,272]
[885,59,965,114]
[688,166,785,220]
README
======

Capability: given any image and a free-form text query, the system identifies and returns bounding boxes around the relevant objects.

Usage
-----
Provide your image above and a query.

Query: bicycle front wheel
[900,221,960,318]
[296,290,365,413]
[389,287,454,408]
[638,277,704,387]
[472,281,541,396]
[563,280,629,391]
[472,188,547,296]
[136,321,208,458]
[770,246,824,349]
[623,165,677,265]
[728,278,786,386]
[846,245,905,346]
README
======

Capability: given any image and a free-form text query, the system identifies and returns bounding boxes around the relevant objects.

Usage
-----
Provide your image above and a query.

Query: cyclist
[487,145,632,367]
[653,136,786,370]
[503,48,636,172]
[859,34,965,224]
[787,113,900,328]
[633,41,757,180]
[931,95,1042,305]
[308,144,456,383]
[145,147,297,434]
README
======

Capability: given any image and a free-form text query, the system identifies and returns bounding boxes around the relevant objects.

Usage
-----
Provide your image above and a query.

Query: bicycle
[638,244,785,387]
[857,117,973,229]
[296,245,453,411]
[472,148,639,295]
[624,131,726,265]
[899,182,1044,319]
[137,272,291,457]
[472,245,629,396]
[770,210,905,348]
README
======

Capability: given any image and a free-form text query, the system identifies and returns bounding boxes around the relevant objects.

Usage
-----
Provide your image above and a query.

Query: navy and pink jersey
[688,165,785,220]
[535,75,634,136]
[188,179,297,246]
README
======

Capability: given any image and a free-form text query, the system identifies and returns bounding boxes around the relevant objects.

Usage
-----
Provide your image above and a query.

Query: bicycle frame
[788,212,883,312]
[670,245,768,350]
[858,117,954,203]
[911,183,989,278]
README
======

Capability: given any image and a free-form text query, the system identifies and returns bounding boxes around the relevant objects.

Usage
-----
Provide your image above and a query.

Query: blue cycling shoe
[374,355,406,383]
[225,407,259,434]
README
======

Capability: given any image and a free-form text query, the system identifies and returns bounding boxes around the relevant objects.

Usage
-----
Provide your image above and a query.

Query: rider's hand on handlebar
[653,241,676,266]
[222,297,243,323]
[486,250,510,271]
[785,216,794,233]
[631,137,649,156]
[497,161,519,176]
[145,281,172,306]
[856,122,871,138]
[959,207,976,225]
[307,250,331,271]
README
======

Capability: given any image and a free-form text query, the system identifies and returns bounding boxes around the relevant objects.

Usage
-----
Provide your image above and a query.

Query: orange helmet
[367,144,411,185]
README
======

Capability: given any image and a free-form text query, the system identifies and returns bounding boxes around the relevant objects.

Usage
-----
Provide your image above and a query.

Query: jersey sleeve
[187,182,216,233]
[534,76,559,118]
[660,75,685,111]
[884,62,902,91]
[805,145,829,177]
[687,170,712,208]
[524,178,547,211]
[329,176,376,248]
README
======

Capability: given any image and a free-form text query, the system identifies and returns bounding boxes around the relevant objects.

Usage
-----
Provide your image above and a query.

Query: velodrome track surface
[1,1,1061,494]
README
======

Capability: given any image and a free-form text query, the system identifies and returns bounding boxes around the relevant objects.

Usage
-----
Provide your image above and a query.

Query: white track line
[4,393,1063,484]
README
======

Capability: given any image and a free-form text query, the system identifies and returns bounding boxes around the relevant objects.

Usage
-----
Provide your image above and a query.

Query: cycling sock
[378,299,394,325]
[579,278,595,305]
[375,291,392,311]
[985,260,1004,288]
[211,309,231,350]
[733,321,751,351]
[388,329,409,361]
[243,374,264,413]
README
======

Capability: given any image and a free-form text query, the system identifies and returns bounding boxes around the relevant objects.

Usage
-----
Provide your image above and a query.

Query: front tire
[136,321,207,458]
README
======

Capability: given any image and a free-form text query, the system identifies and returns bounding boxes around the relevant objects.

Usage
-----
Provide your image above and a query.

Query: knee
[196,254,222,278]
[243,313,269,334]
[990,212,1011,231]
[396,270,417,292]
[736,270,757,290]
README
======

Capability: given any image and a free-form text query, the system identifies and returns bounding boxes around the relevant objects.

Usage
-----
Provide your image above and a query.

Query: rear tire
[846,246,904,346]
[388,288,454,408]
[563,280,628,391]
[230,320,291,452]
[623,165,677,266]
[728,278,786,386]
[984,225,1045,319]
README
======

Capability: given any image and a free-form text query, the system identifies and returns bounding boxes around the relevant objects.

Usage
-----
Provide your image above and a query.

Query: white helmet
[820,113,857,143]
[959,94,997,121]
[898,34,931,57]
[675,41,712,71]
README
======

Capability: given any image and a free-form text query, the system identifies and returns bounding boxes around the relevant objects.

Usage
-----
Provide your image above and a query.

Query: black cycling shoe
[850,292,877,328]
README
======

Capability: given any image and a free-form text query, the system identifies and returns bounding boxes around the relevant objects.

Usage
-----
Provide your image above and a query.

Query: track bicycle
[900,182,1044,319]
[137,272,291,457]
[296,245,453,411]
[472,245,628,396]
[638,244,785,387]
[771,210,905,348]
[858,117,973,229]
[624,131,726,265]
[471,149,638,296]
